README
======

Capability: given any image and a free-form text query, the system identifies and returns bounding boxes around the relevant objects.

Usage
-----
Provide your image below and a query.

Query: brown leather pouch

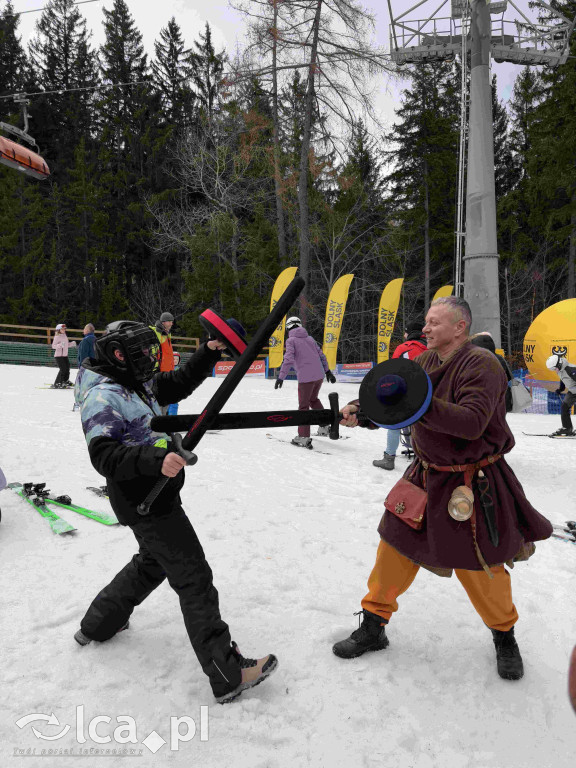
[384,477,427,530]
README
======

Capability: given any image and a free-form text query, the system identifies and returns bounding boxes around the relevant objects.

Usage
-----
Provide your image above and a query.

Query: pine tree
[152,17,195,130]
[0,168,26,319]
[28,0,99,175]
[96,0,158,308]
[498,64,557,351]
[326,119,388,360]
[58,137,118,322]
[187,23,226,123]
[500,66,543,289]
[98,0,149,147]
[384,62,460,308]
[509,67,542,182]
[491,75,516,204]
[7,178,55,324]
[0,5,31,318]
[528,7,576,298]
[0,1,29,100]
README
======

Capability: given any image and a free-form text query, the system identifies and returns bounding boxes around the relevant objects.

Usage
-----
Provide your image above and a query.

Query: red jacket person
[334,296,552,681]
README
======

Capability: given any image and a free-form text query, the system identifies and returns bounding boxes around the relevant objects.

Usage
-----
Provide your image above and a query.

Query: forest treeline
[0,0,574,361]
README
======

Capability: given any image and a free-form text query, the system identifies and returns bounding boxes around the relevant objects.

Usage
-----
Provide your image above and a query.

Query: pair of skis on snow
[265,432,351,455]
[523,432,576,439]
[551,521,576,545]
[7,482,117,535]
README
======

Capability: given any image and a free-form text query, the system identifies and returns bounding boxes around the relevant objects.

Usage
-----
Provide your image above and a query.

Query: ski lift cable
[0,79,151,102]
[10,0,104,15]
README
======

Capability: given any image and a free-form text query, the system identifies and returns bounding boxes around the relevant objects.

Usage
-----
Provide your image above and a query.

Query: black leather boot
[491,627,524,680]
[333,610,389,659]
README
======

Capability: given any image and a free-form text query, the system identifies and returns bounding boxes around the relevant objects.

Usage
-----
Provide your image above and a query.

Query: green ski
[11,483,119,526]
[7,483,76,535]
[47,497,118,526]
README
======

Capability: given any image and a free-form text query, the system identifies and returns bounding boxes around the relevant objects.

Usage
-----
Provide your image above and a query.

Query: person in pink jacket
[51,323,76,389]
[275,317,336,448]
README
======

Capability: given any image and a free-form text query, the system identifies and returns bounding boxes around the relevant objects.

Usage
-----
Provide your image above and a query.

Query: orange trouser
[361,540,519,632]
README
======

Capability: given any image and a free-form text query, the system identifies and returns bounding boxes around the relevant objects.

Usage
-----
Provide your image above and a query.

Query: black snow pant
[79,506,242,697]
[54,356,70,385]
[561,391,576,430]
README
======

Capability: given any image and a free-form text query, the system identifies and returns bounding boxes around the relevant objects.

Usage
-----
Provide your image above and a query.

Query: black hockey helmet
[95,321,160,382]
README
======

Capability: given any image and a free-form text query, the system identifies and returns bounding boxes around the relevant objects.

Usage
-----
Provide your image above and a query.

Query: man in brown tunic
[333,296,552,680]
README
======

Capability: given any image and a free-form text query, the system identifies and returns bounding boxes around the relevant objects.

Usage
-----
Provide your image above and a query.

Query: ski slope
[1,363,575,768]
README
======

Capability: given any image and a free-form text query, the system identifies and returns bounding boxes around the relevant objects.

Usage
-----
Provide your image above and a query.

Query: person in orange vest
[150,312,175,415]
[372,321,427,470]
[150,312,175,372]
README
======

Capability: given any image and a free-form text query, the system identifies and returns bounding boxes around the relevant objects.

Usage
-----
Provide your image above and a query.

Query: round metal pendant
[448,485,474,521]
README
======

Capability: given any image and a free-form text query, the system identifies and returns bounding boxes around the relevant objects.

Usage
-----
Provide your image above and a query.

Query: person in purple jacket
[275,316,336,448]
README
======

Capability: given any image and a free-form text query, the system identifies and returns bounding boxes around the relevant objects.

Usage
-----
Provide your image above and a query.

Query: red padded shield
[199,309,247,360]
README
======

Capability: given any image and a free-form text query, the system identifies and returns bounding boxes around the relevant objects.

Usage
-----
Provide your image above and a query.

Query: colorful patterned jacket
[75,343,220,525]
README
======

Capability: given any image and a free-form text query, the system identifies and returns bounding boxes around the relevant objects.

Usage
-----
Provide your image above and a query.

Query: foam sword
[150,358,434,442]
[151,391,342,438]
[137,276,305,516]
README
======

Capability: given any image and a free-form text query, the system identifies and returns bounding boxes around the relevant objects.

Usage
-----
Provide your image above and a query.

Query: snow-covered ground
[1,363,575,768]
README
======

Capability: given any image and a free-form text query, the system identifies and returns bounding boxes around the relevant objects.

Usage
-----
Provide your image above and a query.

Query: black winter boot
[74,621,130,646]
[333,610,389,659]
[491,627,524,680]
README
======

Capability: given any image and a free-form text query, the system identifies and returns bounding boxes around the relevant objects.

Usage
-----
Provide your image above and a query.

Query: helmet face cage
[96,322,160,382]
[123,327,160,381]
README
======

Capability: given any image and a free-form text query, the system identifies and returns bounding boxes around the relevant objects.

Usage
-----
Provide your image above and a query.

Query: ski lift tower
[386,0,576,344]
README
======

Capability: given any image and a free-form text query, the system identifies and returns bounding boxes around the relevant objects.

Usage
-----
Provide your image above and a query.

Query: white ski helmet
[546,354,562,370]
[286,316,302,332]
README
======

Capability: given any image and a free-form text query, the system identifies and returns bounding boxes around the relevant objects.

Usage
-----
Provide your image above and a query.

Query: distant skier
[546,353,576,436]
[73,320,277,704]
[274,316,336,448]
[51,323,76,389]
[373,321,427,470]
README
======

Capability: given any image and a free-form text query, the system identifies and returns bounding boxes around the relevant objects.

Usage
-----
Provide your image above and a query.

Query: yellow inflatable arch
[523,299,576,388]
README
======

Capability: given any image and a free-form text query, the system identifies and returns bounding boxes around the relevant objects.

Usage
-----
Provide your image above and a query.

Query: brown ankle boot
[215,642,278,704]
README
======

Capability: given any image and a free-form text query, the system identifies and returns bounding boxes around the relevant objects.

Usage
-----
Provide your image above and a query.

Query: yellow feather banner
[376,278,404,364]
[322,274,354,370]
[268,267,298,368]
[432,285,454,301]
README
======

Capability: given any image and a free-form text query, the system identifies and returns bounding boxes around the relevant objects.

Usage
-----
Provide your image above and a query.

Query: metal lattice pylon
[385,0,576,343]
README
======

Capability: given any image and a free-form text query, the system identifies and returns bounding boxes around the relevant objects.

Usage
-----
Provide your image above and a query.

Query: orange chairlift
[0,94,50,180]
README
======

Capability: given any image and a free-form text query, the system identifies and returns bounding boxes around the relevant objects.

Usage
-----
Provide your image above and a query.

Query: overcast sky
[10,0,539,129]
